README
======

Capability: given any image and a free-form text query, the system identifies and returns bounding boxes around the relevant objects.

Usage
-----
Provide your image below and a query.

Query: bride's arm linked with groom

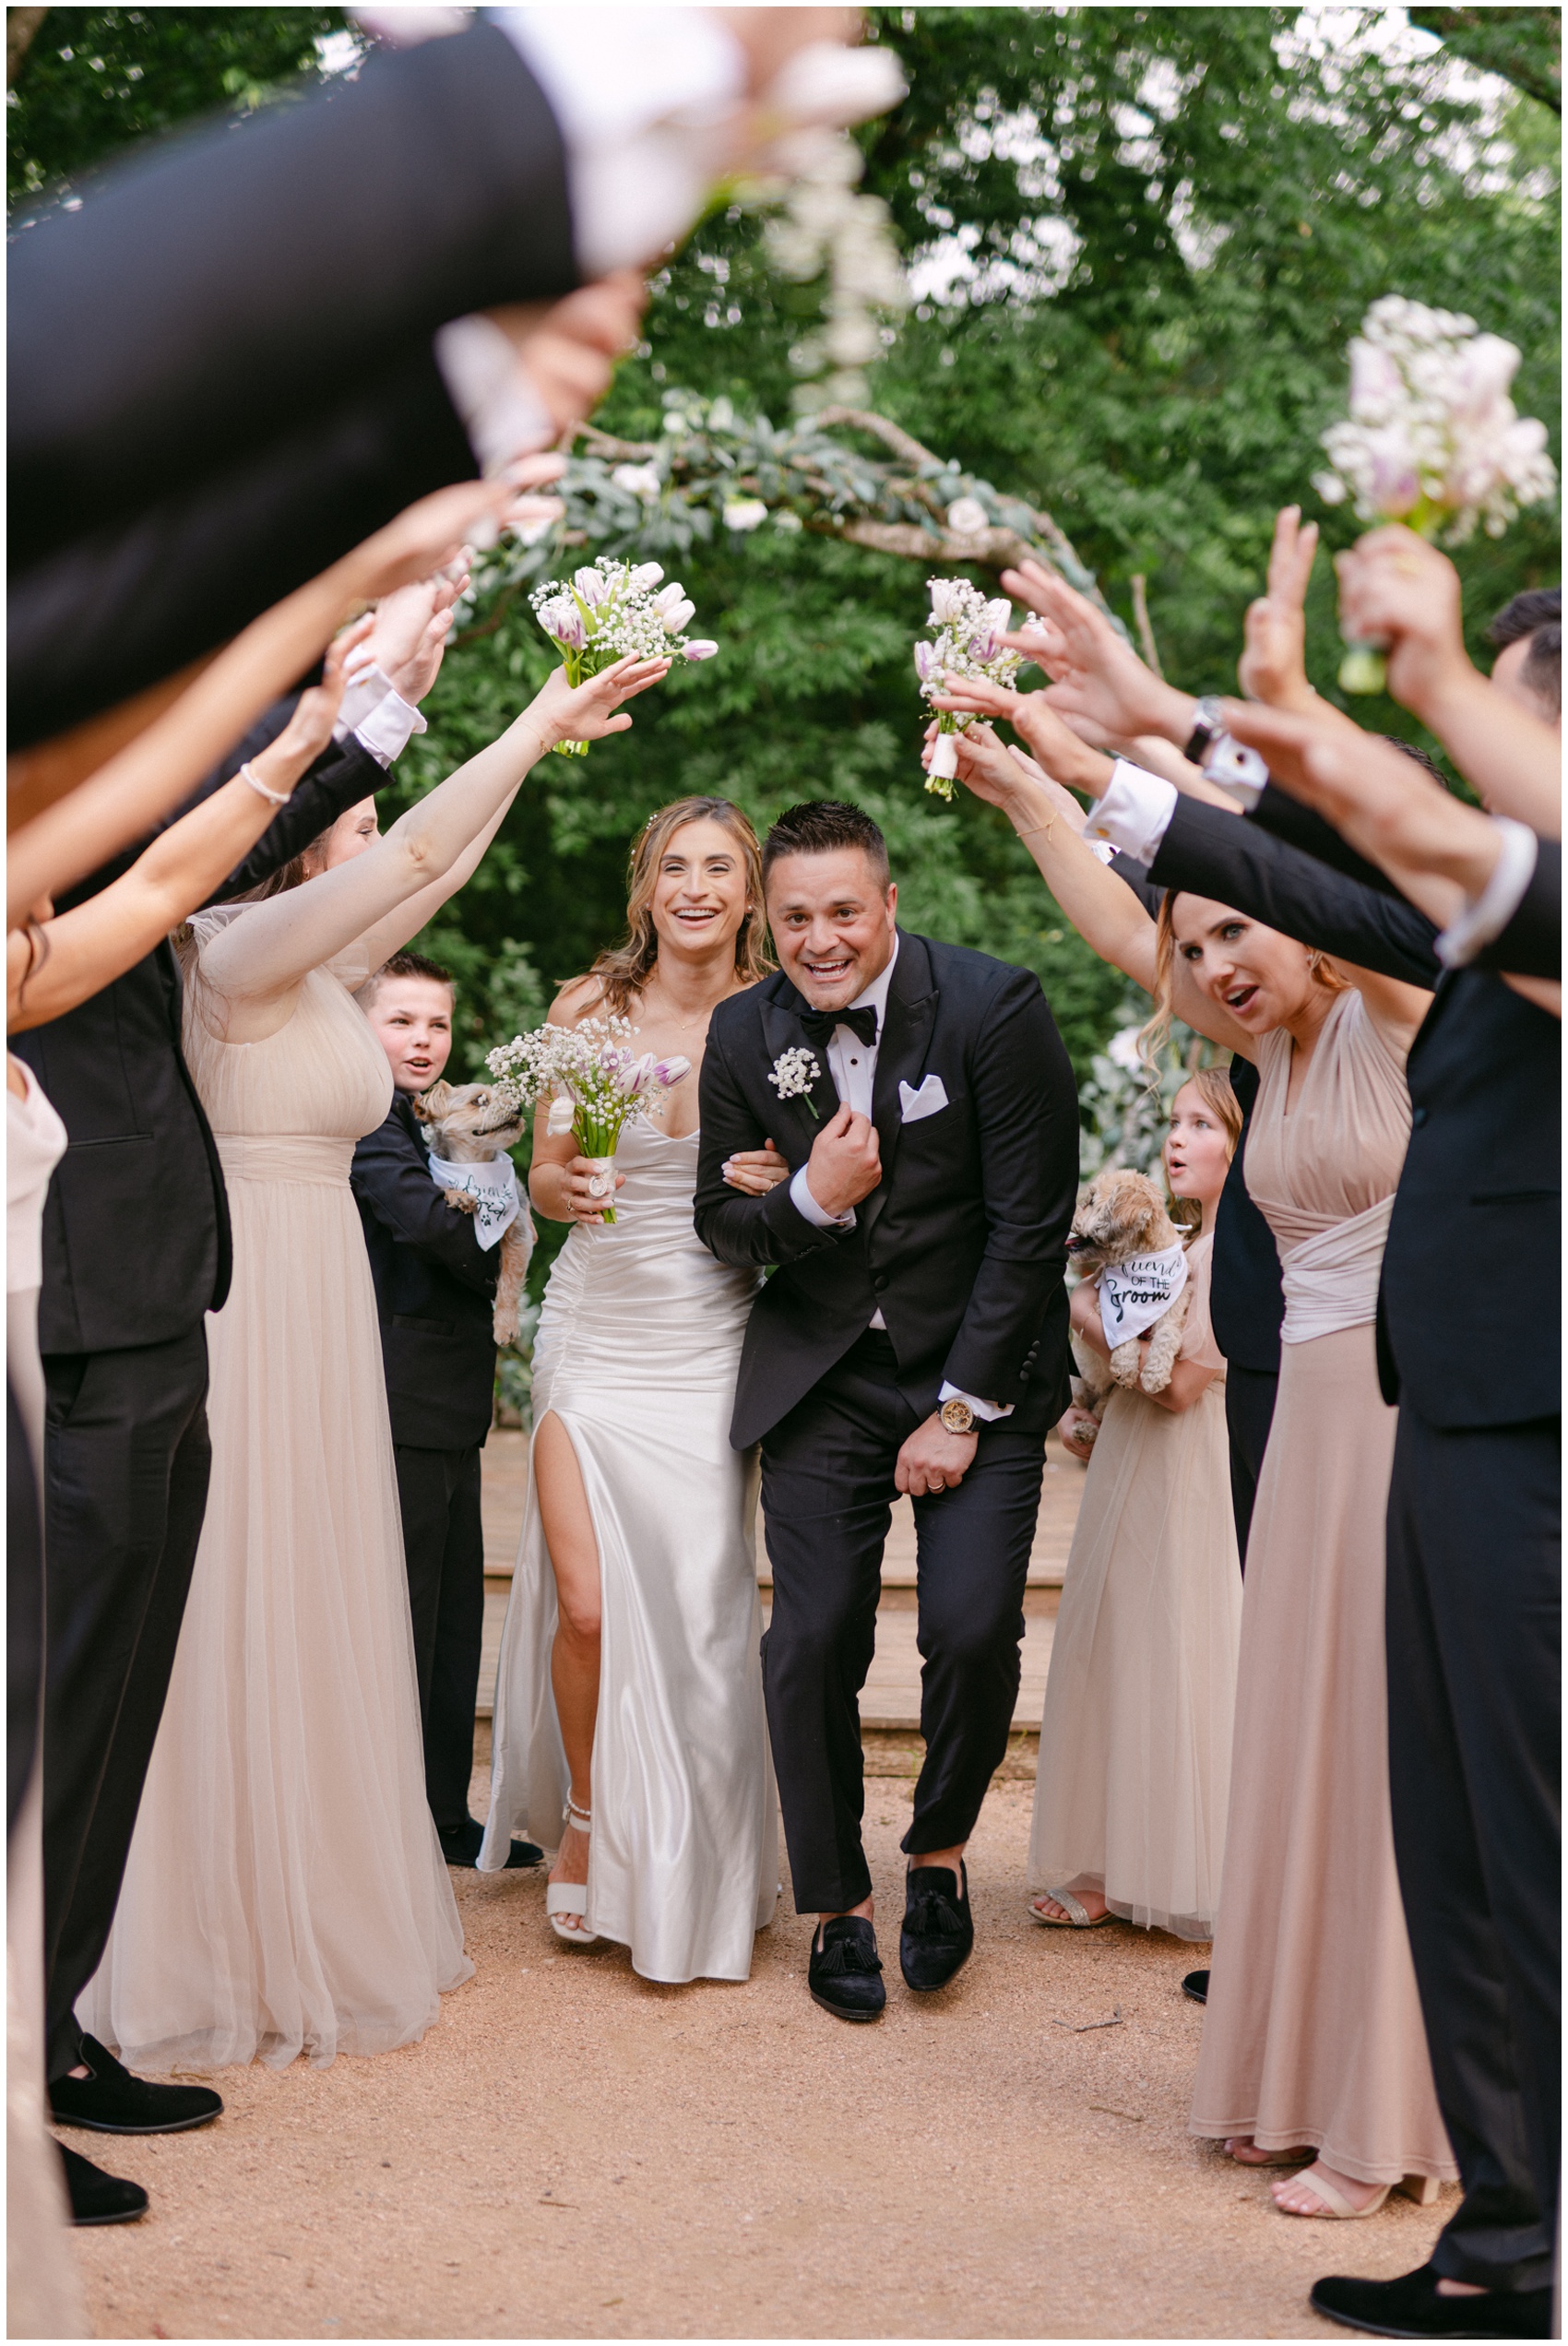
[690,797,1081,2019]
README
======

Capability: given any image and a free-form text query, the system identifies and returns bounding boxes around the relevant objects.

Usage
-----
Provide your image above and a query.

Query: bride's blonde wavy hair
[1136,888,1348,1077]
[586,796,774,1017]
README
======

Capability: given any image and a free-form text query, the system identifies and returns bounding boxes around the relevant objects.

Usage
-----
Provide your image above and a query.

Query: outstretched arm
[7,626,363,1033]
[927,709,1258,1061]
[196,657,670,1006]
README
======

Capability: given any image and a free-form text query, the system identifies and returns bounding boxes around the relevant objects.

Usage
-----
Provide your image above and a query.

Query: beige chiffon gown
[1029,1233,1241,1937]
[1190,989,1455,2187]
[81,911,470,2070]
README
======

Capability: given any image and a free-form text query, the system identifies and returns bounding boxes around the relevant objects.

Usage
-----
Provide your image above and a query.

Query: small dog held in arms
[412,1081,534,1346]
[1066,1166,1191,1428]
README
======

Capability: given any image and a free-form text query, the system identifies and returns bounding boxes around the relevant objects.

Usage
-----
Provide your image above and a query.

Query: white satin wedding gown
[480,1117,778,1982]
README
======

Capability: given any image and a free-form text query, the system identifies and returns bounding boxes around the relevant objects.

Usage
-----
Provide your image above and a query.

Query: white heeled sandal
[546,1798,597,1946]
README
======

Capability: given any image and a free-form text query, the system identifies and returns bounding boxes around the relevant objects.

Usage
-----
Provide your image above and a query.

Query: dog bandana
[1097,1241,1189,1349]
[427,1153,521,1251]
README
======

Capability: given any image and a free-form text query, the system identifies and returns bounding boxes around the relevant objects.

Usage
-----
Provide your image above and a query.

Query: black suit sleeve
[349,1113,498,1299]
[693,1014,850,1269]
[9,22,576,574]
[1475,837,1561,981]
[1150,794,1443,986]
[939,967,1078,1407]
[8,353,475,746]
[1246,782,1405,899]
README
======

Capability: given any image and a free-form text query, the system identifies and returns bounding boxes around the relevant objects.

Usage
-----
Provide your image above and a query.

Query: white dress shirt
[786,938,1010,1423]
[1084,758,1181,865]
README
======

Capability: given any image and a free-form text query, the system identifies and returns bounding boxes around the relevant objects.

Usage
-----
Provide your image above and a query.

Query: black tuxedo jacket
[350,1096,499,1453]
[1147,792,1560,1430]
[694,932,1080,1449]
[12,738,383,1355]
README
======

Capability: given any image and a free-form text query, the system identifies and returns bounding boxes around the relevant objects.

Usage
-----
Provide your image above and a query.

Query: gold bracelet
[1016,814,1057,848]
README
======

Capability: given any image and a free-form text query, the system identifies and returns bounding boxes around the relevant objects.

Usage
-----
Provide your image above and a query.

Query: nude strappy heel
[546,1797,597,1946]
[1274,2164,1443,2220]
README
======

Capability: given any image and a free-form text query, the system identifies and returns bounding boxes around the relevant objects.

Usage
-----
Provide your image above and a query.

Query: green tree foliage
[6,6,348,204]
[11,8,1561,1122]
[1408,8,1561,113]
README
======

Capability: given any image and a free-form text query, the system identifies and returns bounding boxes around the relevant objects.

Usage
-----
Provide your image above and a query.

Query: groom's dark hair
[763,800,890,888]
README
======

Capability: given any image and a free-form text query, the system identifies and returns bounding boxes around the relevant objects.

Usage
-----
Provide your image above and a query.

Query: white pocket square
[899,1074,949,1123]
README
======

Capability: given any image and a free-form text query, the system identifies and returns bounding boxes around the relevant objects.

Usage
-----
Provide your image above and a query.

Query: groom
[695,801,1078,2019]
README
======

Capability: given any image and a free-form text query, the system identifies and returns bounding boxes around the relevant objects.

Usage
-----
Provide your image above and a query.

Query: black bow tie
[797,1003,878,1052]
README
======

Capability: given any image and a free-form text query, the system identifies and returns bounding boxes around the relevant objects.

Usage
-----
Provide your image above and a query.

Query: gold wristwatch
[939,1398,976,1435]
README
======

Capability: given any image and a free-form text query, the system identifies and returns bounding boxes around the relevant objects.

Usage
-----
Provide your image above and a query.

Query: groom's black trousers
[759,1331,1045,1915]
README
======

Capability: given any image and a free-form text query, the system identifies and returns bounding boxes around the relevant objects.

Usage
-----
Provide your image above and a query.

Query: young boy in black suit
[351,951,540,1870]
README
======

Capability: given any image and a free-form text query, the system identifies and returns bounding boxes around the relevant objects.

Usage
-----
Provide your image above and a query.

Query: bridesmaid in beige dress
[925,705,1451,2223]
[81,656,667,2071]
[1028,1070,1243,1941]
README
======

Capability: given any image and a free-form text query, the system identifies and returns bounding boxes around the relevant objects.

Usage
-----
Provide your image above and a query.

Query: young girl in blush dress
[1028,1068,1243,1941]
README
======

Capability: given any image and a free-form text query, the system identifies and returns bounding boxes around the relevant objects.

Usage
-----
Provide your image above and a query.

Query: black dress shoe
[50,2036,221,2135]
[1182,1969,1209,2005]
[808,1916,885,2021]
[61,2144,148,2226]
[438,1815,543,1870]
[1311,2265,1552,2340]
[900,1860,974,1992]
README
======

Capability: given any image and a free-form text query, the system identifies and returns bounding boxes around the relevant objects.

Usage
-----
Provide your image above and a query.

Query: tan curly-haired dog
[1065,1165,1191,1418]
[413,1080,534,1346]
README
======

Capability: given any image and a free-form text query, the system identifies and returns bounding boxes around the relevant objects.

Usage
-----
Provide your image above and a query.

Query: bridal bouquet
[531,558,719,755]
[914,578,1022,799]
[487,1018,690,1224]
[1314,298,1558,692]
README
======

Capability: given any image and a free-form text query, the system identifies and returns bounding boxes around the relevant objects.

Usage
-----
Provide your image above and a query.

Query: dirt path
[68,1753,1446,2340]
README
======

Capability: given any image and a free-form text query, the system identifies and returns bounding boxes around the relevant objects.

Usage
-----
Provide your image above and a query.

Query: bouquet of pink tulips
[487,1017,690,1224]
[1314,299,1558,693]
[914,577,1022,798]
[530,557,718,755]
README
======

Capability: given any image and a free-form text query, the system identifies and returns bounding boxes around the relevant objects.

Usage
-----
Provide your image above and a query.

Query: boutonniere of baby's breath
[768,1045,823,1119]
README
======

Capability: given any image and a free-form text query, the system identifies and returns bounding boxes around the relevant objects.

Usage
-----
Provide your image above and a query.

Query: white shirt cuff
[1084,760,1179,866]
[332,664,393,742]
[351,689,425,770]
[434,313,557,476]
[939,1382,1014,1423]
[790,1161,854,1231]
[1434,817,1539,969]
[493,7,744,276]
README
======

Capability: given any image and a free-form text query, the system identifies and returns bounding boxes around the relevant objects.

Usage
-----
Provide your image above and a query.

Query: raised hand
[1000,562,1199,748]
[1238,506,1320,711]
[362,572,467,708]
[1333,526,1467,719]
[532,654,673,749]
[931,671,1115,797]
[279,615,374,765]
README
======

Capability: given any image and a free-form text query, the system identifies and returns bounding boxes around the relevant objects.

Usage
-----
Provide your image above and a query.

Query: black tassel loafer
[1310,2265,1553,2340]
[61,2145,148,2226]
[808,1915,885,2021]
[900,1860,975,1992]
[50,2035,222,2135]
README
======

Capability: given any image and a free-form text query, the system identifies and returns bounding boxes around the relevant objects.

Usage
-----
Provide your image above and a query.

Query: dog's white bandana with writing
[1097,1241,1189,1349]
[427,1153,521,1250]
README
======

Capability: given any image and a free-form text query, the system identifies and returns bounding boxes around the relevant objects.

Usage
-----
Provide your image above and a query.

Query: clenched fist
[802,1101,882,1221]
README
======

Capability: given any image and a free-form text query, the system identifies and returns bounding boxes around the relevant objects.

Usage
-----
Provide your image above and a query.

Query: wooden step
[476,1426,1082,1729]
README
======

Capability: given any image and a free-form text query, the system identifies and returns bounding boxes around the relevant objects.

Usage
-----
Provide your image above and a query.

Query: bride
[480,796,787,1982]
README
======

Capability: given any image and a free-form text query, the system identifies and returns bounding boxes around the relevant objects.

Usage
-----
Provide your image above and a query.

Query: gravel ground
[65,1743,1450,2341]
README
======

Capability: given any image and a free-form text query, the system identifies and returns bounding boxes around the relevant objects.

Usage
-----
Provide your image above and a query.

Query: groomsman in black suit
[14,608,445,2224]
[350,952,540,1873]
[1091,713,1560,2341]
[695,802,1079,2019]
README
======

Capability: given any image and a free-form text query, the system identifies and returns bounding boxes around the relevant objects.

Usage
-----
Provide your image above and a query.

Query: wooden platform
[478,1427,1082,1731]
